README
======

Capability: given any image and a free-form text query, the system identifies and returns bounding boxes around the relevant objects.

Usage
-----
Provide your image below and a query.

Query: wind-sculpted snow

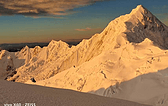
[1,5,168,106]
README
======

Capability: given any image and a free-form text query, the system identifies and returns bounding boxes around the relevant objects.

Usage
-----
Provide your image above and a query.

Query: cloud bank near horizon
[75,27,102,31]
[0,0,108,16]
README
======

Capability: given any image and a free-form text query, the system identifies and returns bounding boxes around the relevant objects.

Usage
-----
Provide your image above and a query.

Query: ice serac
[6,40,71,82]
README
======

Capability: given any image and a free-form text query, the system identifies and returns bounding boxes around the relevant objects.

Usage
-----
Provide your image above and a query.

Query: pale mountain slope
[0,50,25,80]
[0,45,42,81]
[25,5,168,106]
[27,38,168,106]
[108,68,168,106]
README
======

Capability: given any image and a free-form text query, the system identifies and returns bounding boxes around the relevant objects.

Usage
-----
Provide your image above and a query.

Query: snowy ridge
[1,5,168,106]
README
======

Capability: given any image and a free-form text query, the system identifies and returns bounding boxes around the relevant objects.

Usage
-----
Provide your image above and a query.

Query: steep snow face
[27,38,168,106]
[0,50,25,80]
[125,5,168,48]
[0,50,12,77]
[28,38,167,89]
[55,5,167,74]
[101,5,168,49]
[7,41,71,82]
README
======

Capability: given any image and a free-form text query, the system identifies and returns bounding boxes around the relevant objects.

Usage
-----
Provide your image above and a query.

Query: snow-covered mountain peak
[130,5,146,14]
[48,40,68,46]
[48,40,69,50]
[20,45,29,54]
[111,5,168,49]
[129,5,159,24]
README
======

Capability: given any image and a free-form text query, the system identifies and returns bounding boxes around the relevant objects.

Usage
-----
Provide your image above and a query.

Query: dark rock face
[6,65,12,71]
[30,77,36,83]
[4,71,17,81]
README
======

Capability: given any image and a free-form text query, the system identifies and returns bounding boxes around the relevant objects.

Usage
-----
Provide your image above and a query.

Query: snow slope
[0,80,149,106]
[1,5,168,106]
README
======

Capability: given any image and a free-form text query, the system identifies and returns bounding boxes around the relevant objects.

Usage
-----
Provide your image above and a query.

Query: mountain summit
[102,5,168,49]
[133,5,168,42]
[126,5,168,48]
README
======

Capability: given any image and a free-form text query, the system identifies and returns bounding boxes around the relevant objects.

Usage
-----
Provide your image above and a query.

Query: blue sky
[0,0,168,44]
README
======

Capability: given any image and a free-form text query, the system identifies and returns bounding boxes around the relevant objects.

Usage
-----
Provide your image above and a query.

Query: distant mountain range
[0,41,81,52]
